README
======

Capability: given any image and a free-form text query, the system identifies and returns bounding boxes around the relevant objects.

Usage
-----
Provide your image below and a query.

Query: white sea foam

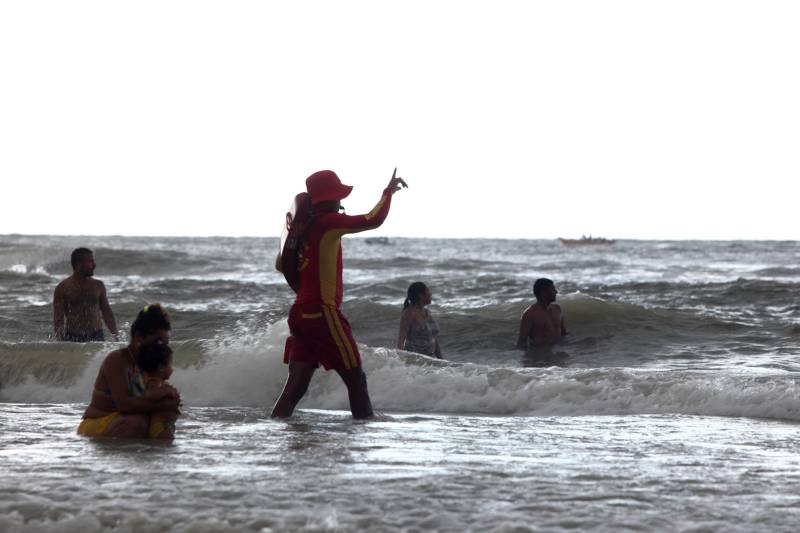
[3,323,799,421]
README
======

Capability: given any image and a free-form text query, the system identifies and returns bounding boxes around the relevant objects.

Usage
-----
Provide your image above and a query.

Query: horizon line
[1,232,798,243]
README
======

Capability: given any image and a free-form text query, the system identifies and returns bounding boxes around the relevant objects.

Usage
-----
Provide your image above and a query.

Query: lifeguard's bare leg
[271,361,317,418]
[336,367,374,419]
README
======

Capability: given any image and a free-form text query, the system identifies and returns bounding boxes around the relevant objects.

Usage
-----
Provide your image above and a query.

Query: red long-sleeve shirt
[294,189,393,307]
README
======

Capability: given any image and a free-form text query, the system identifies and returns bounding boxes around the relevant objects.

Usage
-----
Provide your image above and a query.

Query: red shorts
[283,304,362,371]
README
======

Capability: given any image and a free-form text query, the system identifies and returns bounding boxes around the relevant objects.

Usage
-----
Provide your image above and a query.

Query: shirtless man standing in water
[516,278,567,349]
[53,247,118,342]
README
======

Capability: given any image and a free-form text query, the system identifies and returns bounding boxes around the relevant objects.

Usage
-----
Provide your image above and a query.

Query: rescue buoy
[276,192,312,293]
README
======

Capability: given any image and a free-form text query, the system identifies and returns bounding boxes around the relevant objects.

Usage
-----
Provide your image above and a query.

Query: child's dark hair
[136,343,173,374]
[404,282,428,309]
[130,304,171,338]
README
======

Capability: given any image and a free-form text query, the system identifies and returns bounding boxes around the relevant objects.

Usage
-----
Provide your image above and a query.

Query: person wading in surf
[53,247,119,342]
[516,278,567,349]
[272,169,408,419]
[397,282,442,358]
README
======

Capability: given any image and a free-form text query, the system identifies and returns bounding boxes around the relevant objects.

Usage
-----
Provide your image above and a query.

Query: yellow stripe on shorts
[322,306,356,369]
[331,310,358,368]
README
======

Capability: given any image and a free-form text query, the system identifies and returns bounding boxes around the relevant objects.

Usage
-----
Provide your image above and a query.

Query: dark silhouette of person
[53,247,118,342]
[517,278,567,349]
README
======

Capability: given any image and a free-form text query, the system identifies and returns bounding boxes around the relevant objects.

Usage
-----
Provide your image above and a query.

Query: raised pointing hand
[387,167,408,193]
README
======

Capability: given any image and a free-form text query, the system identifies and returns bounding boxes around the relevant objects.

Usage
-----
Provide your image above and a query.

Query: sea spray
[4,327,800,421]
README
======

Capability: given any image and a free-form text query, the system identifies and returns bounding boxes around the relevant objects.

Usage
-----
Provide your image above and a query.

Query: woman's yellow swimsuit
[76,366,146,437]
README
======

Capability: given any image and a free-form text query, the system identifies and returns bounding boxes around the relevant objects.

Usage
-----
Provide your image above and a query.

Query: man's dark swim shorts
[63,330,105,342]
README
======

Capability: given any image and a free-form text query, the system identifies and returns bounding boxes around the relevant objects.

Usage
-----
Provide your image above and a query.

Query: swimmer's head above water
[70,247,95,277]
[404,282,431,308]
[533,278,558,304]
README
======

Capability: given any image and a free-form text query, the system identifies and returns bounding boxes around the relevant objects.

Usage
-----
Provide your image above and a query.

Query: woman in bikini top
[397,282,442,359]
[78,304,179,438]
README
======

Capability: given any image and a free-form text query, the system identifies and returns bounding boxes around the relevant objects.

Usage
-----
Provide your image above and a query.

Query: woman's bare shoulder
[400,307,424,321]
[101,348,130,367]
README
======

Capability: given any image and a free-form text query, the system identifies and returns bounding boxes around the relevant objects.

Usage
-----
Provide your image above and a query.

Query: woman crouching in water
[397,282,442,359]
[77,304,180,439]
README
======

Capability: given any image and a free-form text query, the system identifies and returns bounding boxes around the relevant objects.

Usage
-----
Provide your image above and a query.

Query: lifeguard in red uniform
[271,169,408,419]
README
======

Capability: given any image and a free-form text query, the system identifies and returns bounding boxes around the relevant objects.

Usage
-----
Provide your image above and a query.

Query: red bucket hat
[305,170,353,206]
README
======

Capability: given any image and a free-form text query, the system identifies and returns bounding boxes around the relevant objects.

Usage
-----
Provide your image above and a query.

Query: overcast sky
[1,1,798,240]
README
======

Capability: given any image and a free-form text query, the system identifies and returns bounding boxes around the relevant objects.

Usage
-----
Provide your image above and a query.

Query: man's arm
[53,284,65,340]
[98,282,119,340]
[516,309,533,350]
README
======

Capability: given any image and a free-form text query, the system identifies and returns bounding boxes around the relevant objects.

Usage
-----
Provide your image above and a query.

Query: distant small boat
[558,236,616,246]
[365,237,392,245]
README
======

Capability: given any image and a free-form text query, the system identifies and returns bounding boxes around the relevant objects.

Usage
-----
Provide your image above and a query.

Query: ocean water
[1,234,799,532]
